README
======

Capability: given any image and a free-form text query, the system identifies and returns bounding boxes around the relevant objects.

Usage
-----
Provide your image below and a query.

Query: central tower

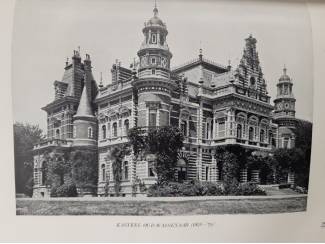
[134,4,175,127]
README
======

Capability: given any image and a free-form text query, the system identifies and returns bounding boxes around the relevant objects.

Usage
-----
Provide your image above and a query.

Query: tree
[43,149,73,196]
[13,122,44,196]
[108,145,130,196]
[128,126,184,184]
[70,149,98,189]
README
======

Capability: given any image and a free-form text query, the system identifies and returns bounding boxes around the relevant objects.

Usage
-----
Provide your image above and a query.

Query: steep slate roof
[75,77,94,118]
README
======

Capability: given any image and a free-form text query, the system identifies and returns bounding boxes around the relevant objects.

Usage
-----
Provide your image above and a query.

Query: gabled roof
[172,57,228,74]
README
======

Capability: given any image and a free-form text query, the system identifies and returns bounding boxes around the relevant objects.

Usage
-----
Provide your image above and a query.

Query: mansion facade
[33,6,300,197]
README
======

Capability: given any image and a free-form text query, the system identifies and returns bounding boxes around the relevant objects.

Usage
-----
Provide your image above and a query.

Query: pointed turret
[75,76,94,118]
[274,65,296,118]
[72,73,97,147]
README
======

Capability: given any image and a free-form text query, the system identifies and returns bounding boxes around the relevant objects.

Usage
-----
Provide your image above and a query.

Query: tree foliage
[13,122,44,195]
[128,126,184,184]
[70,149,98,189]
[108,145,130,196]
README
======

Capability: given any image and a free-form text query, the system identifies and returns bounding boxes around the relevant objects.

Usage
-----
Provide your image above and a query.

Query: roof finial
[77,46,80,55]
[199,41,203,60]
[99,72,103,88]
[153,0,158,17]
[227,59,232,71]
[66,57,69,66]
[283,64,287,75]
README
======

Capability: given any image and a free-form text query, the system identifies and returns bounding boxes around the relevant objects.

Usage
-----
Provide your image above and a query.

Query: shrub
[54,183,78,197]
[147,181,224,197]
[223,179,239,195]
[147,181,266,197]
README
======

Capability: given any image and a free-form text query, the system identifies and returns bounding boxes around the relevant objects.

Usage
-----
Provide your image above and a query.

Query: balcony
[33,139,72,150]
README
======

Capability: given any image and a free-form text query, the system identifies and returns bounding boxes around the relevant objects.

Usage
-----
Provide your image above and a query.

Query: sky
[12,0,313,132]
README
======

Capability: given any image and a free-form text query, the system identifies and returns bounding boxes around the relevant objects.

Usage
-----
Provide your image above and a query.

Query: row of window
[179,119,274,144]
[101,119,129,139]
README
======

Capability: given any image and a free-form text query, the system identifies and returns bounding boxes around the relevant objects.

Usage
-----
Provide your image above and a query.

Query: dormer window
[152,34,157,44]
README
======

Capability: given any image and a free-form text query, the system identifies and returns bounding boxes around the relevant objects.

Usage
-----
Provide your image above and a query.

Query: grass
[16,196,307,215]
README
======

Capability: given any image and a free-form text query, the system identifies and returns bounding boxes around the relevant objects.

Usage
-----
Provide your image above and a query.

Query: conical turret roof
[75,75,94,118]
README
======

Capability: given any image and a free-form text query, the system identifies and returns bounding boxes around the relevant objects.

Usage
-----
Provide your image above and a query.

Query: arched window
[113,122,118,137]
[260,129,265,143]
[249,127,254,141]
[123,161,129,180]
[124,120,129,136]
[181,120,187,137]
[151,33,157,44]
[55,129,60,139]
[237,124,242,139]
[101,164,106,182]
[88,127,93,138]
[102,125,106,139]
[250,77,256,87]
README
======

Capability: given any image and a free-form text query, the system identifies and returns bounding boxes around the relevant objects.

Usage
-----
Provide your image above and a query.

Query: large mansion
[33,5,300,197]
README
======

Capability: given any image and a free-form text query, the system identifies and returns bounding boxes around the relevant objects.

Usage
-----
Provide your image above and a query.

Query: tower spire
[153,0,158,17]
[75,74,94,117]
[199,41,203,60]
[283,64,287,75]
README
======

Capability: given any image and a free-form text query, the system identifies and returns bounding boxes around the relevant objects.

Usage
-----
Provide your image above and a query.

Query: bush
[53,183,78,197]
[147,181,224,197]
[147,181,266,197]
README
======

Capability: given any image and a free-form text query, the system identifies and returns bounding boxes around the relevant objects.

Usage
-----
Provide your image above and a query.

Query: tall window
[149,110,157,127]
[102,125,106,139]
[151,33,157,44]
[124,120,129,136]
[151,69,156,75]
[181,120,187,137]
[88,127,93,138]
[283,137,289,149]
[123,161,129,180]
[55,129,60,139]
[41,161,47,185]
[148,159,156,177]
[269,131,273,145]
[113,122,118,137]
[260,129,265,143]
[249,127,254,141]
[205,166,210,181]
[73,126,76,138]
[206,121,211,139]
[237,124,242,139]
[101,164,106,182]
[218,121,225,138]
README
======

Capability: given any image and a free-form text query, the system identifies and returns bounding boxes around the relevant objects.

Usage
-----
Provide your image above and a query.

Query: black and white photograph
[12,0,313,216]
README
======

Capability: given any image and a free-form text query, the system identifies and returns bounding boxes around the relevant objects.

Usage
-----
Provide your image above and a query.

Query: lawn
[16,196,307,215]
